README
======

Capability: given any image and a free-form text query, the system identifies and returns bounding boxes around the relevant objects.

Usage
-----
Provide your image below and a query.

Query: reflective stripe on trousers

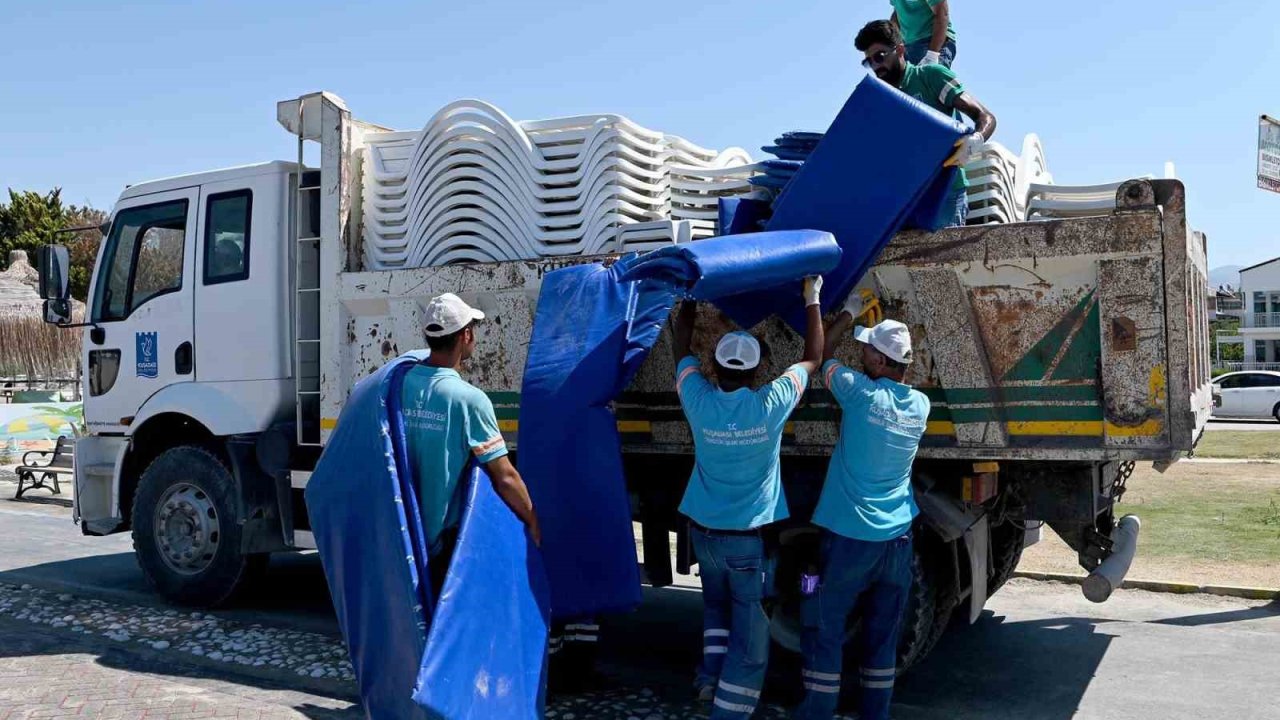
[793,530,913,720]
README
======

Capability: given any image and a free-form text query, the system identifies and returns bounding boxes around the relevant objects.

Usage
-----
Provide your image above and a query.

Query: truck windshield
[92,200,187,322]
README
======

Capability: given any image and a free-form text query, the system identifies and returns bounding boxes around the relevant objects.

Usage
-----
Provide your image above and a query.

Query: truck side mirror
[38,244,71,301]
[39,245,72,325]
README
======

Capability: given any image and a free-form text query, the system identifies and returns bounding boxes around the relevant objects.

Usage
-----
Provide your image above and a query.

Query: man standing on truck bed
[890,0,957,67]
[792,301,930,720]
[857,18,996,228]
[671,277,825,719]
[401,292,541,592]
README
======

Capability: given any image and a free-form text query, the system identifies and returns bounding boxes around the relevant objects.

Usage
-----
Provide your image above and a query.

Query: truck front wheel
[131,445,264,606]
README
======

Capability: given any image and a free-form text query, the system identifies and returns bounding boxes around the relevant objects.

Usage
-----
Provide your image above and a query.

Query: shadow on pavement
[1154,600,1280,628]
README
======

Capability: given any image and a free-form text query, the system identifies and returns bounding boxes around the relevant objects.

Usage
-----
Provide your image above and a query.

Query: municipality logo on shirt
[136,332,159,378]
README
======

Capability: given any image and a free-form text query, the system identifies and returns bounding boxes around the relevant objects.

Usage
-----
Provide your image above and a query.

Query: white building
[1239,256,1280,370]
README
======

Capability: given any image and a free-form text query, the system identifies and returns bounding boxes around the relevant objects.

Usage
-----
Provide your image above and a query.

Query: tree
[0,189,108,303]
[64,204,108,302]
[0,189,67,270]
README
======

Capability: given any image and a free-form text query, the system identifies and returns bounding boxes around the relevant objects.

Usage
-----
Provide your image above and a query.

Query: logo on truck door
[136,332,158,378]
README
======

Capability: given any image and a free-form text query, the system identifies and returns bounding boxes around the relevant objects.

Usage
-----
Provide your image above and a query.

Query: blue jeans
[692,526,771,720]
[905,38,957,68]
[793,531,914,720]
[948,186,969,228]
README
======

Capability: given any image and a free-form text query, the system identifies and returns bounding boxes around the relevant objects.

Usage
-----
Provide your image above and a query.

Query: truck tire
[896,530,957,672]
[987,517,1028,596]
[131,445,265,606]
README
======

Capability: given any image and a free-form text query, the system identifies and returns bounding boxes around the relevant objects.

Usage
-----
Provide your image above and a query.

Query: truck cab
[49,162,303,602]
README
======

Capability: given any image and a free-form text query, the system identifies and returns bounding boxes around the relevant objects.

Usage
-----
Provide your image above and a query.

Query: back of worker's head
[855,19,903,52]
[714,331,761,391]
[423,293,485,360]
[855,320,913,382]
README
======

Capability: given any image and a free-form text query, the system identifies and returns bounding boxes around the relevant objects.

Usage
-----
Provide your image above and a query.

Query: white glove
[945,132,987,168]
[841,290,866,319]
[802,276,823,307]
[920,50,941,67]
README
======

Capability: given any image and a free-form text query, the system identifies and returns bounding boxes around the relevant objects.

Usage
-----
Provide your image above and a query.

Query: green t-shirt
[891,0,956,45]
[400,365,508,551]
[898,61,968,192]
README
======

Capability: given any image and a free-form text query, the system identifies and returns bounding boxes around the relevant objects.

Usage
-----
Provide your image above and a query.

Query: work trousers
[793,530,913,720]
[692,525,771,720]
[905,38,957,68]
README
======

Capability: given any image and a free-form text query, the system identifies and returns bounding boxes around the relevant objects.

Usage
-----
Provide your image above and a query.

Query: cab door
[83,189,198,434]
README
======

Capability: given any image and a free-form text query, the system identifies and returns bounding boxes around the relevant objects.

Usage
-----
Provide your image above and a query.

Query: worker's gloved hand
[802,276,823,307]
[920,50,942,67]
[841,290,866,319]
[944,133,986,168]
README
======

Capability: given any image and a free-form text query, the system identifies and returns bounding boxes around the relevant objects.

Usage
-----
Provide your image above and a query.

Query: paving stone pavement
[0,617,360,719]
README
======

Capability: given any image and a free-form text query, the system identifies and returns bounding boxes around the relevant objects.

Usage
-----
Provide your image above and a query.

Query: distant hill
[1208,265,1243,290]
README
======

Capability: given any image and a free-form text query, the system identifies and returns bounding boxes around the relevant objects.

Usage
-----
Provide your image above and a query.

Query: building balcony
[1244,312,1280,328]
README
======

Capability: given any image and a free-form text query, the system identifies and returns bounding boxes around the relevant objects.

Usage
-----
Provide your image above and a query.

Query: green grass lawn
[1116,463,1280,566]
[1194,431,1280,460]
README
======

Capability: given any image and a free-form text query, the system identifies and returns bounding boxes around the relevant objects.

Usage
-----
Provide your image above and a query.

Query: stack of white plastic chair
[963,140,1022,225]
[667,139,760,239]
[961,133,1055,225]
[359,100,760,268]
[1025,180,1140,220]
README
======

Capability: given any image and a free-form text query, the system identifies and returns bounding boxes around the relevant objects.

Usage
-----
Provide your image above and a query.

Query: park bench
[15,435,73,500]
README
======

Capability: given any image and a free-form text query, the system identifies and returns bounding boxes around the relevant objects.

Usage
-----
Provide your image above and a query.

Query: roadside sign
[1259,115,1280,193]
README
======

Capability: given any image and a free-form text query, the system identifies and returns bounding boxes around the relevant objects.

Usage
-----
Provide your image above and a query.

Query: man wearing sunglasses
[890,0,956,68]
[855,19,997,228]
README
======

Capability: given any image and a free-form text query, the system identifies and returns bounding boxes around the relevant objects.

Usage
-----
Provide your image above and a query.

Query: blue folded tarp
[724,75,967,331]
[309,352,549,720]
[414,465,550,719]
[518,256,676,620]
[616,230,841,301]
[522,236,840,621]
[306,353,433,720]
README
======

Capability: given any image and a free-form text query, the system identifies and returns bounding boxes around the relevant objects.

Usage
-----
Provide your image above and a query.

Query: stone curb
[1013,571,1280,600]
[1182,457,1280,464]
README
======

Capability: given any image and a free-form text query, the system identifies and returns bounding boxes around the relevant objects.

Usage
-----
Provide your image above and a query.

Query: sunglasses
[861,48,897,69]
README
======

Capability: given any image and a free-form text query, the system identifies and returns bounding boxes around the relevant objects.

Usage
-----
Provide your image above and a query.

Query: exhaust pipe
[1082,515,1141,603]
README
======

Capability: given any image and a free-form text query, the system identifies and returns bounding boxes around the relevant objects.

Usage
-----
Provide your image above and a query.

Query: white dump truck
[38,92,1213,668]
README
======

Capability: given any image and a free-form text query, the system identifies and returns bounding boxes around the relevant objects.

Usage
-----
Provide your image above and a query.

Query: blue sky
[2,0,1277,270]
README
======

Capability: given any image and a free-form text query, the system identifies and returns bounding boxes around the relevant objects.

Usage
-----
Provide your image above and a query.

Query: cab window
[92,200,187,322]
[203,189,252,284]
[1216,375,1243,389]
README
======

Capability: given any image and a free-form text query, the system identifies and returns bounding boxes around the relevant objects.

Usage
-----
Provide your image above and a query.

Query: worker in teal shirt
[400,292,541,592]
[856,19,997,228]
[890,0,956,68]
[672,277,825,719]
[792,296,930,720]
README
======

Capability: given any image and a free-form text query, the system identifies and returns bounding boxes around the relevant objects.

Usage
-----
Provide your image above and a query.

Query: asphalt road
[1205,417,1279,431]
[1,481,1278,719]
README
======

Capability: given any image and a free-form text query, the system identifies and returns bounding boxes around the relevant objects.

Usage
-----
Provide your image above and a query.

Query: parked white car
[1211,371,1280,421]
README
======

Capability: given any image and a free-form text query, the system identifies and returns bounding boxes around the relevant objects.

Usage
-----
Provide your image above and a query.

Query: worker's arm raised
[955,92,997,141]
[797,277,824,376]
[670,300,697,364]
[824,292,861,362]
[483,455,541,547]
[929,1,951,54]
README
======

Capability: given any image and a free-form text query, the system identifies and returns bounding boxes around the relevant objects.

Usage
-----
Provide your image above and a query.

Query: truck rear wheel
[131,445,264,606]
[896,529,957,671]
[987,517,1028,596]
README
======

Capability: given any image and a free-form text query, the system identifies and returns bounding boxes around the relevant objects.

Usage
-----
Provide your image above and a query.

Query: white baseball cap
[423,293,485,337]
[853,319,913,365]
[715,331,762,371]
